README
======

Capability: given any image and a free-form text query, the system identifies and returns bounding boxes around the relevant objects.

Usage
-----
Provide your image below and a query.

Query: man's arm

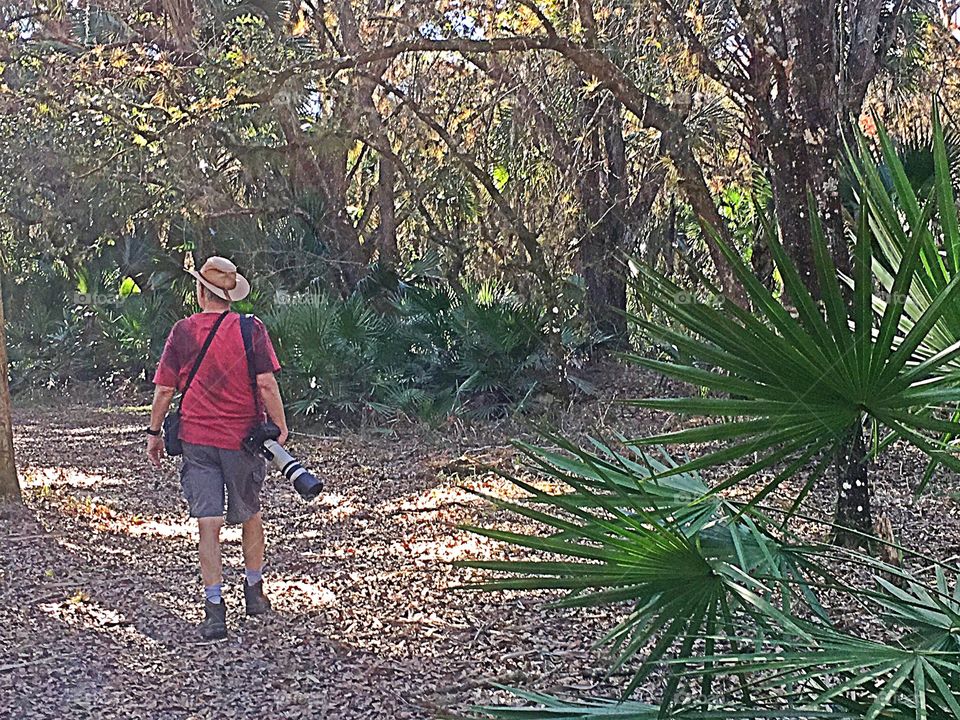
[257,372,288,445]
[146,385,175,467]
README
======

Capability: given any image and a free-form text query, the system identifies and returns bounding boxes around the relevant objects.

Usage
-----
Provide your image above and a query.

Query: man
[146,256,289,641]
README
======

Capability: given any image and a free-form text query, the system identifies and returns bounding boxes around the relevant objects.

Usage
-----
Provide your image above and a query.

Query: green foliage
[7,264,187,388]
[457,113,960,720]
[265,278,590,423]
[622,112,960,515]
[460,441,960,719]
[95,291,183,382]
[858,113,960,369]
[264,291,415,420]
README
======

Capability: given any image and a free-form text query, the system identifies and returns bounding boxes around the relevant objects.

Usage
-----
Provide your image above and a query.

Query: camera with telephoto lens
[243,421,323,501]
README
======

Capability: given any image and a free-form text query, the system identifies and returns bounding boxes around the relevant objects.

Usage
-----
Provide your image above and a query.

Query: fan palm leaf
[621,113,960,519]
[458,443,960,720]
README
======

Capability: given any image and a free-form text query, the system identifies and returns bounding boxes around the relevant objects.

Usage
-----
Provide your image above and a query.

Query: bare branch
[516,0,558,37]
[366,73,552,287]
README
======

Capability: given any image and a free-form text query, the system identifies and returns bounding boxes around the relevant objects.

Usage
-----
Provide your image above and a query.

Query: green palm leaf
[623,116,960,519]
[459,442,960,719]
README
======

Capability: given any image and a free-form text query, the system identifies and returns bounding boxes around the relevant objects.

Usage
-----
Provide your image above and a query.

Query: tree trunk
[0,274,19,503]
[765,133,822,294]
[335,0,398,265]
[660,125,748,306]
[160,0,196,53]
[275,105,366,294]
[578,98,629,344]
[834,422,871,547]
[749,0,849,296]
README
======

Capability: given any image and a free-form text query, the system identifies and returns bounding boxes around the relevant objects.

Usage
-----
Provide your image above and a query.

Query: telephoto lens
[261,439,324,501]
[243,421,324,502]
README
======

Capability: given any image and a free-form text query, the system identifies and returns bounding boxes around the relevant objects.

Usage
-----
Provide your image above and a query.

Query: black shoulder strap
[240,314,264,417]
[178,310,230,410]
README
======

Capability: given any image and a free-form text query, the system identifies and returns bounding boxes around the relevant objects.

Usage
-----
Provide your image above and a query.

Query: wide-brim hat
[186,256,250,303]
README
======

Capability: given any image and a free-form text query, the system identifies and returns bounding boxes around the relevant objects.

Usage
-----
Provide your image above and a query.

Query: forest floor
[2,362,960,719]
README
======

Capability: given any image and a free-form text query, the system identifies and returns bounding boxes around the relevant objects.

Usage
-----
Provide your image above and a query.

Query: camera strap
[240,314,264,418]
[176,310,230,413]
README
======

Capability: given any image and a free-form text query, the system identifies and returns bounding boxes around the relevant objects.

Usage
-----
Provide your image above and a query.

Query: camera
[243,422,324,501]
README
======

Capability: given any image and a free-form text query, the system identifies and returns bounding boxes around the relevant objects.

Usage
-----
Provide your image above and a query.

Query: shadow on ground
[0,404,625,719]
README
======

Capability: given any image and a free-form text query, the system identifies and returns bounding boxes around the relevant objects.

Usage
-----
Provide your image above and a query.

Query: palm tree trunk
[834,422,871,547]
[0,274,19,502]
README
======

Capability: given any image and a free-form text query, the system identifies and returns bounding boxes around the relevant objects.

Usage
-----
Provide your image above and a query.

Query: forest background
[2,0,958,424]
[6,2,960,718]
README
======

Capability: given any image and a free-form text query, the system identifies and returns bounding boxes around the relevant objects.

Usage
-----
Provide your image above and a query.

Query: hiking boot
[244,580,272,616]
[198,599,227,641]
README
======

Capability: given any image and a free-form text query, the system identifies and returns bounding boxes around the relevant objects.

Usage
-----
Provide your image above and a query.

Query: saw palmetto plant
[620,110,960,542]
[458,440,960,719]
[458,114,960,718]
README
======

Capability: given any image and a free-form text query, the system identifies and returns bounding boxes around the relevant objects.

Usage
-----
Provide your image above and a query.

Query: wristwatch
[145,427,161,436]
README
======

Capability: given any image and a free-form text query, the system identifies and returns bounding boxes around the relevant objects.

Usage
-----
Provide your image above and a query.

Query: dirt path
[0,403,625,719]
[3,370,959,719]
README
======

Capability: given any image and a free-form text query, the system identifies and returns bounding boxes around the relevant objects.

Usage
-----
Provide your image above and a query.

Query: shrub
[264,278,592,424]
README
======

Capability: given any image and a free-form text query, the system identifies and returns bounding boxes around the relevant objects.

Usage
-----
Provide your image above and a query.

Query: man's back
[153,312,280,450]
[147,256,286,641]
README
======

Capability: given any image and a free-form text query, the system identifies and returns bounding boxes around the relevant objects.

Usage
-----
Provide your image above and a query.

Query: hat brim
[186,268,251,303]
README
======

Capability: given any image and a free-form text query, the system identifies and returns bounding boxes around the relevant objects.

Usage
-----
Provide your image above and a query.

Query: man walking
[145,256,288,640]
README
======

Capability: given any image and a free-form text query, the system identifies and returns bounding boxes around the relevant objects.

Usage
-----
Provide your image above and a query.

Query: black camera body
[243,421,324,501]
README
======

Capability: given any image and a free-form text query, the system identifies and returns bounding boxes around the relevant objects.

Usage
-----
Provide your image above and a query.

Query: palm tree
[455,112,960,719]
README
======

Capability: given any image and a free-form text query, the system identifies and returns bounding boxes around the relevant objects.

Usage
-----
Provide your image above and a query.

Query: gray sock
[245,568,262,586]
[204,584,222,604]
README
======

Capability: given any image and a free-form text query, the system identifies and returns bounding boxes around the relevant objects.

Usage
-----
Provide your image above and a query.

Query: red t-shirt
[153,312,281,450]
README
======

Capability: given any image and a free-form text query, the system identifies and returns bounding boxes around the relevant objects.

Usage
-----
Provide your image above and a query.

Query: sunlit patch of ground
[389,533,502,563]
[2,397,662,718]
[19,466,122,489]
[95,405,152,414]
[312,492,363,521]
[268,577,338,609]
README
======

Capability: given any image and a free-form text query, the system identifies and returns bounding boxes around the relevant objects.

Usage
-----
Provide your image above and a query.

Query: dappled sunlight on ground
[311,491,363,521]
[126,517,199,540]
[379,483,486,514]
[19,466,123,489]
[2,403,638,718]
[268,577,338,610]
[389,533,502,563]
[58,424,144,438]
[39,591,131,632]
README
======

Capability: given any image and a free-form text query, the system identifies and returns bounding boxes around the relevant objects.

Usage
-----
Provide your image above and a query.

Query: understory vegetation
[6,259,600,422]
[4,0,960,716]
[456,116,960,718]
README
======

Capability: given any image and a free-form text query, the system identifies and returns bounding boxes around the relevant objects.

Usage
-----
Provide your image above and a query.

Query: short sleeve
[153,321,184,388]
[252,318,281,375]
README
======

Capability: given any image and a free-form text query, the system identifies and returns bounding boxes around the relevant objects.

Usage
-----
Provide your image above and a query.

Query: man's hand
[147,435,164,467]
[148,385,175,468]
[277,425,289,446]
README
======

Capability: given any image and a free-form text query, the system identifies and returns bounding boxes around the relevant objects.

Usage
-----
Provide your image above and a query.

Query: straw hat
[186,256,250,303]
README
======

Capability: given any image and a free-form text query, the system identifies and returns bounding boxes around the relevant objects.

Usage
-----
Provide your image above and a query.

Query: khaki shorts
[180,441,267,524]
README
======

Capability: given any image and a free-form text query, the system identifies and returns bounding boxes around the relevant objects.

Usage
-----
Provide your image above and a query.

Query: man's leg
[198,516,225,594]
[240,511,271,614]
[196,515,228,640]
[181,442,229,640]
[241,511,264,580]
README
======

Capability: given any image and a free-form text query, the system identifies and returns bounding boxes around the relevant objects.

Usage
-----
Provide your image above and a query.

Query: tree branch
[368,73,552,287]
[651,0,751,96]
